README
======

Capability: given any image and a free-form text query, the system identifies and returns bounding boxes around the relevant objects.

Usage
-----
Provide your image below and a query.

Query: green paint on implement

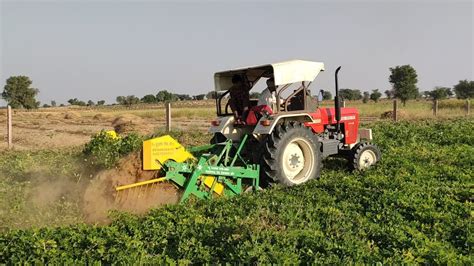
[162,135,260,203]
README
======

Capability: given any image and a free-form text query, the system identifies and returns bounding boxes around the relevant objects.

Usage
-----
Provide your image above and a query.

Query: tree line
[2,66,473,109]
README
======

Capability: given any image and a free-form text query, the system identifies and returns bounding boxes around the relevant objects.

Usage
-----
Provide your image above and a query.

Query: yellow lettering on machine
[143,135,195,170]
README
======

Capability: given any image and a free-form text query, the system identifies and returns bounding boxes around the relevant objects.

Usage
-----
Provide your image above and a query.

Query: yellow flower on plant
[105,130,119,140]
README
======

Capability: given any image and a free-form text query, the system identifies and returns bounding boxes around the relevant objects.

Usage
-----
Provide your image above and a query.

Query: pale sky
[1,0,473,105]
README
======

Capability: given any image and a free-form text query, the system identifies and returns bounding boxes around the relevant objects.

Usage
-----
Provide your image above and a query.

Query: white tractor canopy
[214,60,325,91]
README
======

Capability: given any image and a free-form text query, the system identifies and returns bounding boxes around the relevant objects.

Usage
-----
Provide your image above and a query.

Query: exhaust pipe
[335,66,342,132]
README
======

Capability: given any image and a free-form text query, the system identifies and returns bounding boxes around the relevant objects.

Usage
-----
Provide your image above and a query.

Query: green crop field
[0,118,472,264]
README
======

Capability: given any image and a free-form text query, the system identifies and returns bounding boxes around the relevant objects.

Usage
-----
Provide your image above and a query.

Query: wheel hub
[281,138,314,184]
[359,149,376,169]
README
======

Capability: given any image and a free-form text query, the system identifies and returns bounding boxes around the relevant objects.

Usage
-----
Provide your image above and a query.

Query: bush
[83,131,142,168]
[437,99,469,109]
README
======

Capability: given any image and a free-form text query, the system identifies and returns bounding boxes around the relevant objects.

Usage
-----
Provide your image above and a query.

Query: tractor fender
[253,113,314,135]
[209,116,252,141]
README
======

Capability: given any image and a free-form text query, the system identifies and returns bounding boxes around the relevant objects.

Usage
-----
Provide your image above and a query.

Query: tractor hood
[214,60,325,91]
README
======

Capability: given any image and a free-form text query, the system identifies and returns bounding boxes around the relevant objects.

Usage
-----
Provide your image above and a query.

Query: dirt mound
[93,113,109,120]
[82,152,179,223]
[45,113,62,119]
[111,114,145,134]
[380,110,408,119]
[64,111,81,119]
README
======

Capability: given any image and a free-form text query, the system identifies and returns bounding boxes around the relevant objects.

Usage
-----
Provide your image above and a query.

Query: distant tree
[174,94,192,101]
[339,89,362,100]
[51,100,57,107]
[427,87,452,100]
[117,95,140,106]
[42,104,50,108]
[384,89,394,99]
[389,65,419,106]
[362,91,370,103]
[87,100,95,106]
[453,80,474,99]
[206,91,217,100]
[68,98,77,105]
[97,100,105,106]
[194,94,206,100]
[68,98,86,106]
[116,96,125,105]
[370,89,382,102]
[155,91,166,102]
[141,94,157,103]
[156,90,177,102]
[59,104,65,107]
[2,76,39,109]
[249,92,261,99]
[322,91,332,101]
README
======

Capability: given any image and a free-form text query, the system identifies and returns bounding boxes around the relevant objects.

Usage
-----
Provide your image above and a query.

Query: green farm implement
[115,135,260,203]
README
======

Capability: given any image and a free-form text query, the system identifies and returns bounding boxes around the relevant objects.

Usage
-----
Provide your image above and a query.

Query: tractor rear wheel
[261,122,321,186]
[350,142,381,170]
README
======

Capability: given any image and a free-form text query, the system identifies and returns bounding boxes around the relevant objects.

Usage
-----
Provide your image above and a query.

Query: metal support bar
[165,102,171,132]
[230,134,248,166]
[7,106,12,149]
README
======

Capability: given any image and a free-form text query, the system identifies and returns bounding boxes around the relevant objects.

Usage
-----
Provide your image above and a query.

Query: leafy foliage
[384,89,394,99]
[141,94,157,103]
[389,65,419,106]
[453,80,473,99]
[1,119,472,264]
[193,94,206,100]
[426,87,453,100]
[249,92,261,99]
[370,89,382,102]
[339,88,362,100]
[67,98,86,106]
[2,76,39,109]
[82,131,142,168]
[156,90,177,102]
[322,90,332,100]
[116,95,140,106]
[362,91,370,103]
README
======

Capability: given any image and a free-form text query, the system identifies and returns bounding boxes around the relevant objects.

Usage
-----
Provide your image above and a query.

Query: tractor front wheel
[261,122,321,186]
[350,142,381,170]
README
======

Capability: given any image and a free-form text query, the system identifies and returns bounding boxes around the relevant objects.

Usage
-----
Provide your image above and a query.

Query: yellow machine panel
[202,176,224,195]
[143,135,194,170]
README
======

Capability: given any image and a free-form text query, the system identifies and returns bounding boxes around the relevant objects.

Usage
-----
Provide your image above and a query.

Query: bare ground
[0,108,210,150]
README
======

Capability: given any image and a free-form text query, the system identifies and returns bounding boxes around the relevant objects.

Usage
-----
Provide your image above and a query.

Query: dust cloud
[81,152,180,223]
[13,152,179,227]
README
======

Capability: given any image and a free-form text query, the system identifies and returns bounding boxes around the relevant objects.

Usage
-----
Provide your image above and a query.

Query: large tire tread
[260,122,321,186]
[350,142,381,170]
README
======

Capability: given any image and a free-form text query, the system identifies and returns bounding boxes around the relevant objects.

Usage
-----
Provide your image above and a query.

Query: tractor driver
[257,77,279,109]
[228,74,250,125]
[245,77,280,125]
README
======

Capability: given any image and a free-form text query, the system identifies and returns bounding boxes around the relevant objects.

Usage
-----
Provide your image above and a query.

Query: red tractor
[113,60,382,203]
[210,60,381,186]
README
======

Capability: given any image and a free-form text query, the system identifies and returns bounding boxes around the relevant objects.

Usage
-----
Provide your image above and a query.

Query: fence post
[165,102,171,132]
[467,99,470,116]
[7,105,12,149]
[342,100,346,108]
[433,100,438,116]
[392,100,398,122]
